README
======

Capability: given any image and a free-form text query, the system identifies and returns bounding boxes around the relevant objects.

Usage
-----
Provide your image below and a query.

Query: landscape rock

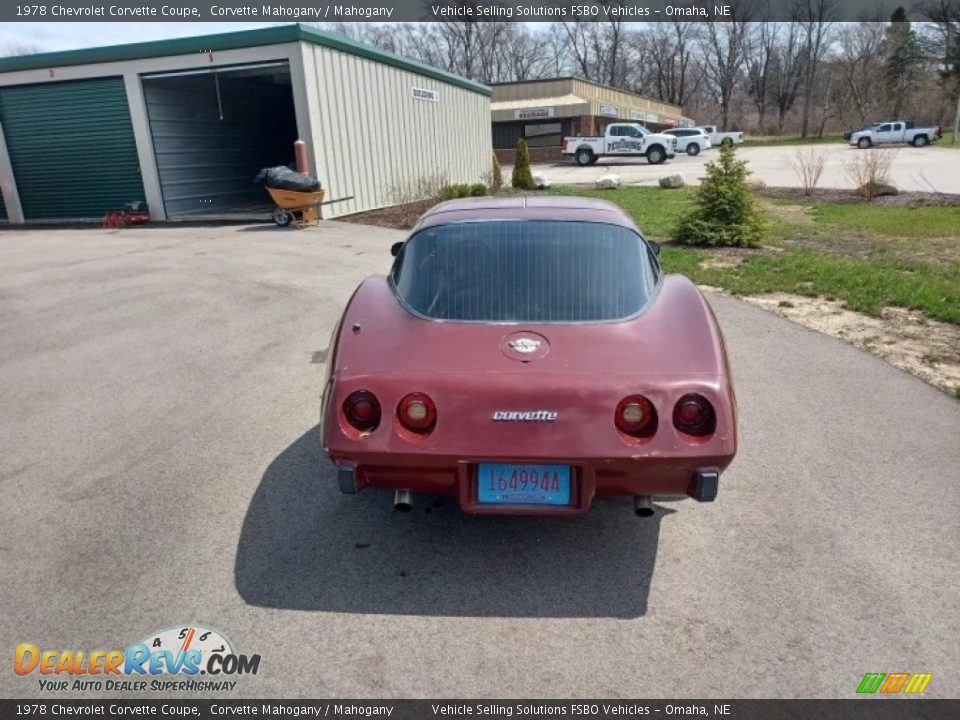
[532,172,552,190]
[658,173,686,189]
[595,174,621,190]
[860,182,899,197]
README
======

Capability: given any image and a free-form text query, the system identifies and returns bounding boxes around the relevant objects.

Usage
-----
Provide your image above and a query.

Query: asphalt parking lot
[526,143,960,192]
[1,222,958,699]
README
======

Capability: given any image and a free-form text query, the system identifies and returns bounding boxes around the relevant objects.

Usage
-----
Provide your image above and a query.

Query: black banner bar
[0,0,928,24]
[1,700,959,720]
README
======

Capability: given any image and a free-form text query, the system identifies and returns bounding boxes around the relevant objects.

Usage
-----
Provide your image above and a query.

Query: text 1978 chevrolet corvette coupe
[321,196,737,516]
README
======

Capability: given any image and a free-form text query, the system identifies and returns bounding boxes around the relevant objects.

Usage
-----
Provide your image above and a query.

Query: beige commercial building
[0,24,491,223]
[491,77,691,161]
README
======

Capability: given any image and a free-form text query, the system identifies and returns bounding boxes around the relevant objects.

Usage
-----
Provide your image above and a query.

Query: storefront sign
[599,105,619,118]
[630,110,646,121]
[514,106,555,120]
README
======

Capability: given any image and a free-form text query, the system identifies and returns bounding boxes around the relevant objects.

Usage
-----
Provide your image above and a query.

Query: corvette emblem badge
[508,338,541,354]
[492,410,558,422]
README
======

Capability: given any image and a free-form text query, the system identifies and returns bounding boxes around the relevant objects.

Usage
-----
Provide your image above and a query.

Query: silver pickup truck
[849,121,942,148]
[563,123,678,166]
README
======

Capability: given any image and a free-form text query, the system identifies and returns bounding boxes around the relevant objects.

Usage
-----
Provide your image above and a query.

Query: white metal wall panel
[300,43,491,219]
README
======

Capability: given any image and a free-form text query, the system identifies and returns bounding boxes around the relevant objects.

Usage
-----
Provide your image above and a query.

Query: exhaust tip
[633,495,655,518]
[394,489,413,512]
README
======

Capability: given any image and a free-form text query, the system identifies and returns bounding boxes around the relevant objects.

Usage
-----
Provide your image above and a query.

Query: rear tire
[687,142,701,156]
[721,137,733,147]
[857,137,872,149]
[912,134,928,147]
[646,146,666,165]
[575,149,595,167]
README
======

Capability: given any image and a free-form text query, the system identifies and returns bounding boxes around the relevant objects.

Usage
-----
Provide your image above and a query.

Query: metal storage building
[0,24,492,223]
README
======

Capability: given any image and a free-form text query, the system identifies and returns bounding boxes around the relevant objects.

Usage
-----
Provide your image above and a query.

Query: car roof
[412,196,640,233]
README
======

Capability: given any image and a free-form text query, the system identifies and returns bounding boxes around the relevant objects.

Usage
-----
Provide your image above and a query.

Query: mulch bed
[338,198,438,230]
[758,186,960,206]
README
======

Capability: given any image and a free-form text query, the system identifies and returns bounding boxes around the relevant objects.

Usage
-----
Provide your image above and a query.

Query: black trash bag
[253,165,321,192]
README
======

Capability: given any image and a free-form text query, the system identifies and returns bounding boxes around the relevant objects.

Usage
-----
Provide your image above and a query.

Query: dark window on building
[524,122,563,148]
[525,122,561,137]
[493,120,571,149]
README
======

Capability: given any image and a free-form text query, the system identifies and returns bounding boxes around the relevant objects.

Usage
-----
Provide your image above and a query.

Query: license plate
[477,463,571,506]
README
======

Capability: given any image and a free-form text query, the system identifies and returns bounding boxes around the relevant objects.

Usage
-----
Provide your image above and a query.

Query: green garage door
[0,77,144,220]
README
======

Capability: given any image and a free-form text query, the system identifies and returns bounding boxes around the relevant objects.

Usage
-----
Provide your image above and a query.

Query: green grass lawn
[549,185,693,237]
[742,133,844,147]
[549,185,960,325]
[807,202,960,238]
[683,249,960,323]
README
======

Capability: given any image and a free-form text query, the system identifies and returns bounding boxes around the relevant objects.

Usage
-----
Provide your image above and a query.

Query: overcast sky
[0,22,292,53]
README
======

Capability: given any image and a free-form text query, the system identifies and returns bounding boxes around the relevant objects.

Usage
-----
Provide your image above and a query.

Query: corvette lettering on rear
[492,410,558,422]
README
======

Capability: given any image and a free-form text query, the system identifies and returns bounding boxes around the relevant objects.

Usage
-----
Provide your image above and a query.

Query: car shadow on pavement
[235,426,672,618]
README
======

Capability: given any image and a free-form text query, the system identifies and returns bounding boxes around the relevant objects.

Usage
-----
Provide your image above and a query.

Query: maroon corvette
[320,196,737,516]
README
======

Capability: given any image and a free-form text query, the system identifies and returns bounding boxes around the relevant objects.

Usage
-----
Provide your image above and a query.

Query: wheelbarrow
[267,186,326,227]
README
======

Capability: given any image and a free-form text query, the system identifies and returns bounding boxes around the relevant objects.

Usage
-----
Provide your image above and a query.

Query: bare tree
[835,20,887,123]
[561,21,596,80]
[918,0,960,131]
[699,5,755,129]
[814,62,846,136]
[795,0,838,137]
[497,25,552,81]
[768,22,809,133]
[919,0,960,71]
[600,3,629,87]
[747,18,778,133]
[561,14,628,86]
[540,23,573,78]
[320,19,560,84]
[646,22,703,107]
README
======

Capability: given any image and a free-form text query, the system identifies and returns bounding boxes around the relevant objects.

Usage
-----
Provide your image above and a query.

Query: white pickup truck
[699,125,744,146]
[563,123,677,166]
[849,120,942,148]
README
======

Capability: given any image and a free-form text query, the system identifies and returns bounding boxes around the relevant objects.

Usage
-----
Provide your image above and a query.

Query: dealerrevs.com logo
[14,625,261,692]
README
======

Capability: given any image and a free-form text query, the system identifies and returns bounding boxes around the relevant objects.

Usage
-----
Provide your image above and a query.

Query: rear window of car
[391,220,659,323]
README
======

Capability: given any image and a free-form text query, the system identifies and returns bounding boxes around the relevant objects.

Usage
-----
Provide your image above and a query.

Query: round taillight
[614,395,657,437]
[397,392,437,433]
[673,394,716,436]
[343,390,381,432]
